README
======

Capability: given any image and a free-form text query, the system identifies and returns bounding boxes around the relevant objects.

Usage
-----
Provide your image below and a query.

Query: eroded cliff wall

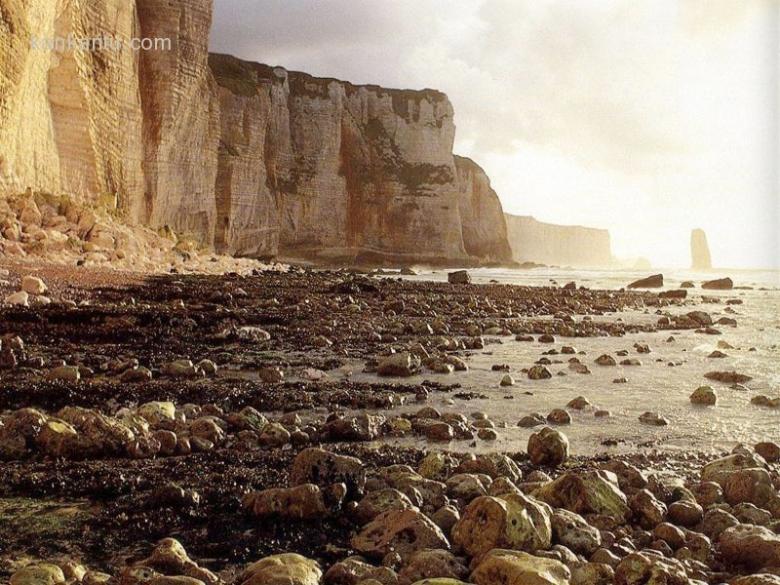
[0,0,145,213]
[454,156,512,263]
[505,214,613,267]
[137,0,220,242]
[209,54,475,264]
[0,0,513,265]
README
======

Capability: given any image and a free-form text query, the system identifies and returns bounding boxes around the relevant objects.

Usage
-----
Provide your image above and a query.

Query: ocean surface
[356,267,780,456]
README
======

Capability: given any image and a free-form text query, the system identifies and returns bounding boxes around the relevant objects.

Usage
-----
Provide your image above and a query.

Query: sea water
[364,267,780,456]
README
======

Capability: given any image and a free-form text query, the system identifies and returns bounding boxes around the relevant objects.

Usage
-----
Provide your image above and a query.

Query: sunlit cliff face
[212,0,778,269]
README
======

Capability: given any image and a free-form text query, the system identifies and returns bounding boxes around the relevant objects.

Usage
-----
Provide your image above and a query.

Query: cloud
[212,0,693,171]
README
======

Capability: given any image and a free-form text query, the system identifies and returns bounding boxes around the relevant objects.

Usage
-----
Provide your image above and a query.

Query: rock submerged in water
[594,354,616,366]
[638,411,668,426]
[377,352,421,377]
[546,409,571,425]
[527,365,551,380]
[755,441,780,462]
[704,370,752,384]
[447,270,471,284]
[689,385,717,405]
[518,413,546,428]
[627,274,663,288]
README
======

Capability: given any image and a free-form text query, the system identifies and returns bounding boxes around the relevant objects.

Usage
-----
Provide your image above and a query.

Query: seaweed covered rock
[290,448,366,499]
[351,509,450,561]
[533,471,630,522]
[689,386,717,406]
[527,427,569,466]
[238,553,322,585]
[452,493,552,558]
[242,484,330,520]
[470,549,570,585]
[627,274,663,288]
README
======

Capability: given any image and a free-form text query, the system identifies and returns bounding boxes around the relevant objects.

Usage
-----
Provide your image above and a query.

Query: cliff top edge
[504,213,610,234]
[209,52,448,104]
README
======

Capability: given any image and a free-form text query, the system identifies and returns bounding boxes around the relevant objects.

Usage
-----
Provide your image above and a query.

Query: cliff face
[210,55,472,264]
[136,0,221,243]
[454,156,513,263]
[0,0,512,265]
[690,228,712,270]
[0,0,145,212]
[504,214,613,267]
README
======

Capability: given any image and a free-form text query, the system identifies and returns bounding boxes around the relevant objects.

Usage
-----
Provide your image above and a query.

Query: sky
[211,0,779,269]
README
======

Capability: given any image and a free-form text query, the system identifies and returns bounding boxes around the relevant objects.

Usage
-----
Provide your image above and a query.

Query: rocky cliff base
[0,190,272,274]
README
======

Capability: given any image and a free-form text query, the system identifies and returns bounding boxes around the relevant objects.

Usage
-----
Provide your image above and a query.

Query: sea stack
[691,229,712,270]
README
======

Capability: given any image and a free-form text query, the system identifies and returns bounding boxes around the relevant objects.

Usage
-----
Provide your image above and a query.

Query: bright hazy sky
[211,0,779,269]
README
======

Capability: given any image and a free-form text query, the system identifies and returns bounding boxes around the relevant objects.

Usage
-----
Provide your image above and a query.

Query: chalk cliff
[504,214,613,267]
[454,156,512,263]
[209,54,472,264]
[136,0,221,243]
[0,0,145,212]
[690,228,712,270]
[0,0,513,266]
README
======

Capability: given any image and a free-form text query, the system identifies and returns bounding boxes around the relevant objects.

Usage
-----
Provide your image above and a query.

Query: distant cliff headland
[504,215,614,268]
[1,0,617,268]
